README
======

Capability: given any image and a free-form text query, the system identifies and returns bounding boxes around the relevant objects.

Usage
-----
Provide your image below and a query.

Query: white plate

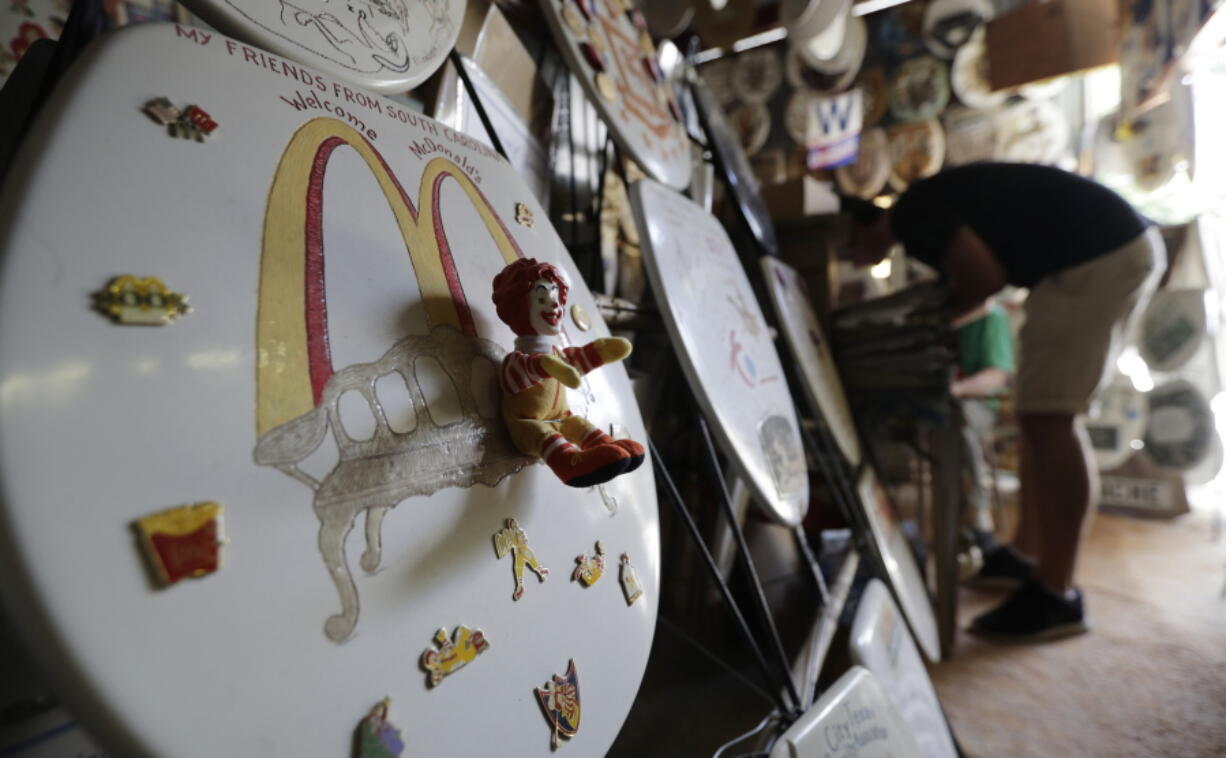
[629,178,809,526]
[850,579,958,758]
[769,666,924,758]
[0,23,658,758]
[1144,380,1217,471]
[178,0,464,93]
[856,469,941,661]
[887,119,946,191]
[538,0,692,189]
[1139,289,1207,372]
[760,257,861,465]
[1087,375,1149,471]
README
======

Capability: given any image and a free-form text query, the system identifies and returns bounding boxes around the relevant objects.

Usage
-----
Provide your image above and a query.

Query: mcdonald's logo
[254,115,536,640]
[256,116,524,437]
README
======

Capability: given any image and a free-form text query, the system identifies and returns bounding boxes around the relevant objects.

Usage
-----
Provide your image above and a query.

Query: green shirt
[958,306,1014,407]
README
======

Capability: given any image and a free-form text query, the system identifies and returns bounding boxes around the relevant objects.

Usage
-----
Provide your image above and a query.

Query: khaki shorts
[1016,227,1166,415]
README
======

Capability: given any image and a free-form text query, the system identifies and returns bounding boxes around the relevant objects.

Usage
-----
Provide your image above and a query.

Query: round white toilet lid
[759,257,861,466]
[0,23,658,758]
[538,0,692,190]
[176,0,466,93]
[856,469,941,662]
[629,178,809,527]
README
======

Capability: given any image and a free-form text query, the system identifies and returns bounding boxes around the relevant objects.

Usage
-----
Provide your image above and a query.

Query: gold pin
[94,275,191,325]
[619,552,643,605]
[515,202,535,228]
[420,625,489,687]
[535,659,581,749]
[596,72,618,102]
[493,518,549,600]
[134,502,224,587]
[571,541,606,585]
[570,304,591,331]
[355,698,405,757]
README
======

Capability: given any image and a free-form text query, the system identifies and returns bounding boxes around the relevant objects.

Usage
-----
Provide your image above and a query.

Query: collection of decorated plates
[0,2,953,756]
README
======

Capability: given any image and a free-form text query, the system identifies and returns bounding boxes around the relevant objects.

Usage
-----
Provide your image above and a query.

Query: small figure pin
[535,659,581,749]
[515,202,535,228]
[420,625,489,688]
[493,518,549,600]
[571,541,606,586]
[94,275,191,325]
[354,698,404,758]
[619,552,643,605]
[133,502,225,587]
[142,97,218,142]
[143,97,181,125]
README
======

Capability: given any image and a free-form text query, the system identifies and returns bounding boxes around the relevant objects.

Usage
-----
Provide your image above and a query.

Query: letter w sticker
[807,90,863,144]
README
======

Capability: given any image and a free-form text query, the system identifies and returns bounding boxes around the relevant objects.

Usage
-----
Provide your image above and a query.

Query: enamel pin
[619,552,643,605]
[94,275,191,325]
[571,541,606,585]
[515,202,535,227]
[420,625,489,688]
[142,97,218,141]
[493,518,550,600]
[355,698,404,758]
[134,502,224,587]
[535,659,581,749]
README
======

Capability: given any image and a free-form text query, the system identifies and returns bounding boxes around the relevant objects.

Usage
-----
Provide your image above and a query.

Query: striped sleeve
[501,351,550,394]
[560,344,604,376]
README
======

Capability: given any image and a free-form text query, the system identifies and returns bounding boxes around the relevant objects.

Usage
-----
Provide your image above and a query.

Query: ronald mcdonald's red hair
[492,258,570,335]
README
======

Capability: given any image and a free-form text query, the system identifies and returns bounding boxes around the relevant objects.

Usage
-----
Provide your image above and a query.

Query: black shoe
[966,545,1034,588]
[969,580,1089,643]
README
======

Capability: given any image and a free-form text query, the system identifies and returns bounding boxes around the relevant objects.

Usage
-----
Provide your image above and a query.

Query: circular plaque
[857,66,891,127]
[629,178,809,526]
[539,0,692,189]
[943,105,1000,166]
[730,101,772,156]
[1145,380,1216,470]
[922,0,994,59]
[890,55,952,123]
[692,79,780,255]
[783,0,851,73]
[1139,289,1207,372]
[0,24,659,757]
[835,127,891,199]
[177,0,464,93]
[731,47,784,104]
[887,119,946,191]
[951,29,1007,110]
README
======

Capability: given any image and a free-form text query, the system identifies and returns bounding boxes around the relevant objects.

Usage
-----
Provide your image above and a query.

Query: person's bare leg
[1018,412,1098,592]
[1011,429,1042,561]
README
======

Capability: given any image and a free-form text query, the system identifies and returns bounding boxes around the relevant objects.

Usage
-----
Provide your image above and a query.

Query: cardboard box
[986,0,1122,90]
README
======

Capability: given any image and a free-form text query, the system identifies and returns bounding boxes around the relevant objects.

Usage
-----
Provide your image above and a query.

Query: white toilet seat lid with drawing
[0,23,658,758]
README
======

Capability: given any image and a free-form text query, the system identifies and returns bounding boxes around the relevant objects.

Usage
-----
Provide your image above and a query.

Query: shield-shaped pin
[535,659,581,748]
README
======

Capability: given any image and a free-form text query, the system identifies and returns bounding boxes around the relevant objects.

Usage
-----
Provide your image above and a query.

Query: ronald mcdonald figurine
[492,258,645,487]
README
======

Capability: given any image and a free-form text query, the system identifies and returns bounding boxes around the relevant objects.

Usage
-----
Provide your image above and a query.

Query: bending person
[845,163,1165,643]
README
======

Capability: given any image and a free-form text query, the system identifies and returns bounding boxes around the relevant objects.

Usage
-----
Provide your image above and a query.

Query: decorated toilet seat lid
[177,0,466,93]
[0,23,658,757]
[538,0,692,189]
[630,178,809,526]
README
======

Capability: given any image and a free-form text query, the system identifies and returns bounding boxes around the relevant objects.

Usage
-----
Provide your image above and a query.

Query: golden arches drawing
[256,116,523,437]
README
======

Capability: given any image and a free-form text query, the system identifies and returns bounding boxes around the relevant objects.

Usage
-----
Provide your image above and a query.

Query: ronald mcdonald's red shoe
[544,435,630,487]
[579,428,645,474]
